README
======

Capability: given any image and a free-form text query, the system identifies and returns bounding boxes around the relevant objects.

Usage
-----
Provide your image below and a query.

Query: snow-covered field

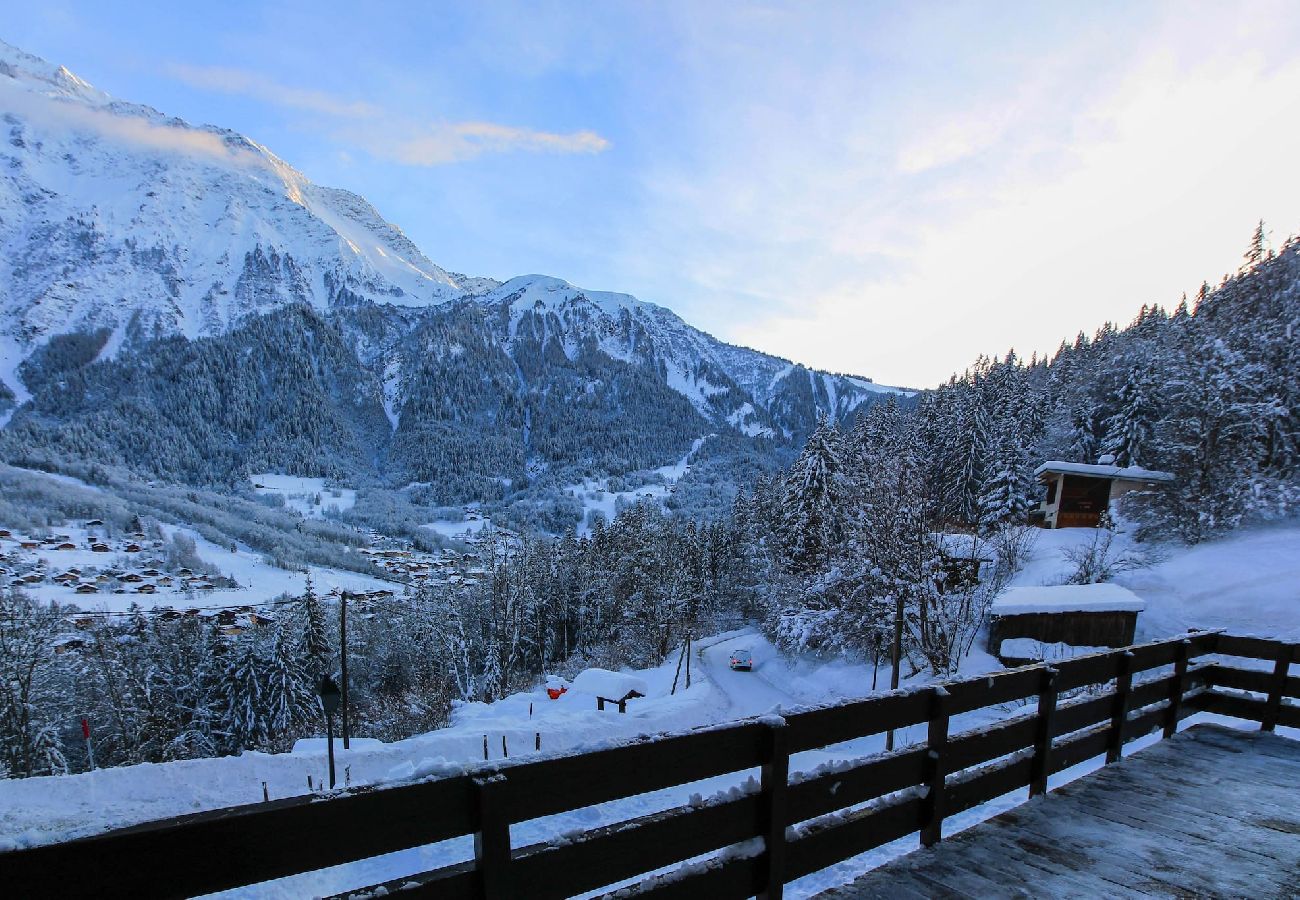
[250,474,356,520]
[2,521,1297,897]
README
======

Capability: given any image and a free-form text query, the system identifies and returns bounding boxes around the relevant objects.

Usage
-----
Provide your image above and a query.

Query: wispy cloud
[360,121,610,166]
[0,77,265,167]
[163,62,610,165]
[166,63,382,119]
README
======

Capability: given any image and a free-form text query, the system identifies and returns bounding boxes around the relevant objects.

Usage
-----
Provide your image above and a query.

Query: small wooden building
[989,583,1146,664]
[1034,457,1174,528]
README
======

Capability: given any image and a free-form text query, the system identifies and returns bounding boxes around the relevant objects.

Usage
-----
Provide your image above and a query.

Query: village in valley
[0,499,507,652]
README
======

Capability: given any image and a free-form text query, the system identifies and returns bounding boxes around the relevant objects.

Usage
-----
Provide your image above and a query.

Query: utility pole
[886,594,903,751]
[340,590,350,749]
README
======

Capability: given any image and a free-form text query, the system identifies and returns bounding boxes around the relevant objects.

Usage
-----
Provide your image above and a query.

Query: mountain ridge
[0,39,908,514]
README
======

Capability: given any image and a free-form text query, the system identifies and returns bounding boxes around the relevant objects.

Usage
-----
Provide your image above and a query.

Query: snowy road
[698,631,798,719]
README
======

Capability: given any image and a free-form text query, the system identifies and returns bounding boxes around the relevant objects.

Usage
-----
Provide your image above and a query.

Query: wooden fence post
[1261,645,1293,732]
[1163,639,1190,739]
[473,775,512,900]
[757,720,790,900]
[920,687,950,848]
[1106,651,1134,764]
[1029,666,1058,798]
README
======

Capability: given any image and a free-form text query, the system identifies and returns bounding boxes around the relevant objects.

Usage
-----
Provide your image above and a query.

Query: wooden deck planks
[816,725,1300,899]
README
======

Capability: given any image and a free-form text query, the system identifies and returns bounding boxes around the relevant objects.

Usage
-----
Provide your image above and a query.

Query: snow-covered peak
[0,41,482,375]
[485,274,662,320]
[0,39,110,105]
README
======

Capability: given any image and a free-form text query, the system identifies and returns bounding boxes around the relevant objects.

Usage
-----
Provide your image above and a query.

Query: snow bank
[570,668,650,699]
[992,583,1146,615]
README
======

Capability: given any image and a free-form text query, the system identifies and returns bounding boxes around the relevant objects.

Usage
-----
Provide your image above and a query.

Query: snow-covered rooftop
[1034,461,1175,482]
[991,583,1147,615]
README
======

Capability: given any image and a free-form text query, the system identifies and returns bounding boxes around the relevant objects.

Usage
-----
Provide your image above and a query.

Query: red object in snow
[546,685,569,700]
[81,718,90,739]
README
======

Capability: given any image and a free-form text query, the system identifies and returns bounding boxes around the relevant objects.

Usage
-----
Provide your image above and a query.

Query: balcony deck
[817,724,1300,898]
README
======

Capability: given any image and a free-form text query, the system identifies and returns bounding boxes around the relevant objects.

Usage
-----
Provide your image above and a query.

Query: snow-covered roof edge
[991,583,1147,615]
[1034,460,1174,482]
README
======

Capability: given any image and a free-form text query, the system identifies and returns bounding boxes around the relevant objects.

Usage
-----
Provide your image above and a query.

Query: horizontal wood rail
[0,630,1293,899]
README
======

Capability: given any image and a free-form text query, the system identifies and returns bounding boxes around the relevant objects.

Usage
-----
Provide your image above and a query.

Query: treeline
[731,225,1300,674]
[419,505,751,703]
[0,585,454,777]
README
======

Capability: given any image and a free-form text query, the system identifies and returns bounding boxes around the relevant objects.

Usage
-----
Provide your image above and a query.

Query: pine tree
[1102,365,1156,467]
[778,418,845,575]
[1243,219,1267,269]
[300,575,331,680]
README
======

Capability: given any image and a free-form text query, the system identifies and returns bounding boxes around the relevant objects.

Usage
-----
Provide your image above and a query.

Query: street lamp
[318,675,341,789]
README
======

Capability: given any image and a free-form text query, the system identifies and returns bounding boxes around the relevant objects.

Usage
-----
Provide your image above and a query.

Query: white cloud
[163,62,610,166]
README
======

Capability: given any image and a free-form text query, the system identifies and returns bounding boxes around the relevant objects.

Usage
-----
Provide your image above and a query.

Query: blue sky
[7,2,1300,387]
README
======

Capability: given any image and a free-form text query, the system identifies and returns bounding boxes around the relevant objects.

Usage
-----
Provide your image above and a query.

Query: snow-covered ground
[1005,520,1300,641]
[566,434,714,535]
[250,474,356,520]
[2,521,1297,897]
[420,515,493,540]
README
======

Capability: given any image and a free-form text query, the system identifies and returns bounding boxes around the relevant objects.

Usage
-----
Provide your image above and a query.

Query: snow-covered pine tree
[778,418,846,575]
[219,639,268,752]
[1101,364,1156,467]
[299,574,331,680]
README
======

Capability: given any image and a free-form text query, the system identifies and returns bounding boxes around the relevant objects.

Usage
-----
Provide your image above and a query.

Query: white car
[729,648,753,671]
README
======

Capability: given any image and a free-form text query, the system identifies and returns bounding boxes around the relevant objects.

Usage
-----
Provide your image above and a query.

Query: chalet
[22,572,43,583]
[988,583,1146,664]
[85,520,104,527]
[1034,456,1174,529]
[141,569,163,577]
[120,573,144,583]
[20,541,40,550]
[0,529,12,538]
[55,542,77,551]
[135,583,157,594]
[125,544,143,553]
[53,636,87,655]
[91,543,111,553]
[76,583,98,595]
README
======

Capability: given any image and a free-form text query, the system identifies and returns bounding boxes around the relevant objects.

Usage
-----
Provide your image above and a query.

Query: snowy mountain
[0,40,906,499]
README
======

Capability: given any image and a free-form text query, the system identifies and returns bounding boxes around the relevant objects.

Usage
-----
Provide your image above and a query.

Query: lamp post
[318,675,341,789]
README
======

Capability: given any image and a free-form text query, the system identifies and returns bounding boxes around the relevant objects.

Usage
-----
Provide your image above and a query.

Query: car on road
[729,648,753,671]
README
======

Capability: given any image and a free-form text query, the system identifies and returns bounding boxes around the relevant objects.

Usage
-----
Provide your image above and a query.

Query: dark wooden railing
[1,631,1295,899]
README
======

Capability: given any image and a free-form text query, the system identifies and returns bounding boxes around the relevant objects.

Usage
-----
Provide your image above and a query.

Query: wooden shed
[988,583,1146,663]
[1034,457,1174,529]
